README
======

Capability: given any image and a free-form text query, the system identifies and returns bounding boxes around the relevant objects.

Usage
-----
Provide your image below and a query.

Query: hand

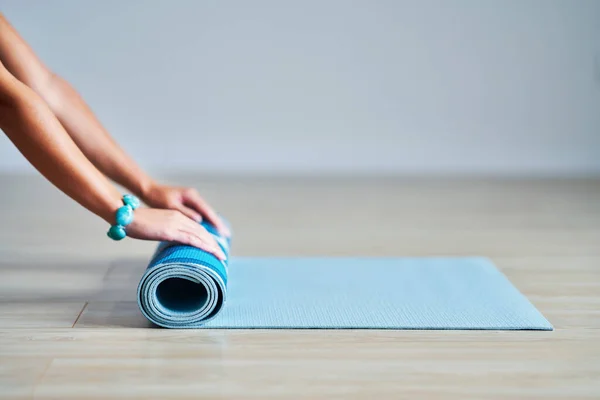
[126,208,226,260]
[141,183,230,237]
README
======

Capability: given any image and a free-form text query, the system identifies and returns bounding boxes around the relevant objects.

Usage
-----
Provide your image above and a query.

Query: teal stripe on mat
[137,220,553,330]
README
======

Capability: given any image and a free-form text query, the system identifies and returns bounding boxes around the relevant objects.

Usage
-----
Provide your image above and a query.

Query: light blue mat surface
[137,221,552,330]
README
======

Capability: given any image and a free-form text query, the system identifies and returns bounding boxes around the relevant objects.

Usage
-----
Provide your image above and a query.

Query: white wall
[1,0,599,175]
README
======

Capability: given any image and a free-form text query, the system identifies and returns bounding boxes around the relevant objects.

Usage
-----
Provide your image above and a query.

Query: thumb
[175,205,202,222]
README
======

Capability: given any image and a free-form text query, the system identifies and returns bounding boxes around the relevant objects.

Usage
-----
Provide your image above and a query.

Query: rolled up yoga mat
[137,219,231,328]
[137,219,553,330]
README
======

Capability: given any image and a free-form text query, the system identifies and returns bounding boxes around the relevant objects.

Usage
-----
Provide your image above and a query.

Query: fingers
[176,228,226,260]
[175,229,226,260]
[183,189,230,237]
[177,215,226,260]
[175,204,202,223]
[125,208,226,260]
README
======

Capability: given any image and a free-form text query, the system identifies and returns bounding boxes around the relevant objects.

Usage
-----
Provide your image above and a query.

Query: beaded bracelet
[107,194,141,241]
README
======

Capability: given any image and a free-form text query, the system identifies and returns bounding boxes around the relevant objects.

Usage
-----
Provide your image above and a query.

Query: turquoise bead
[107,194,139,242]
[123,194,141,210]
[115,205,134,226]
[107,225,126,241]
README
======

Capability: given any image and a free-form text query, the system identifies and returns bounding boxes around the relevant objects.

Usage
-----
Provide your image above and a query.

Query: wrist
[135,176,157,202]
[98,195,128,225]
[106,194,141,241]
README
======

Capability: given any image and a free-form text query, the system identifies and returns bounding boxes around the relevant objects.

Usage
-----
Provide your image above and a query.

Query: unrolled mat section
[136,220,553,330]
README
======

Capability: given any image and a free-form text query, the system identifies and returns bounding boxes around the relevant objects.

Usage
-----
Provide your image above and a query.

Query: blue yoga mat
[137,220,553,330]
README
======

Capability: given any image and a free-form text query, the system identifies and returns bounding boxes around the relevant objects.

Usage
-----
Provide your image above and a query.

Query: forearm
[44,74,156,199]
[0,78,122,223]
[0,13,155,200]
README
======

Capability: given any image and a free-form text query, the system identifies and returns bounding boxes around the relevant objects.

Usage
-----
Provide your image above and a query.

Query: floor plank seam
[71,302,88,328]
[31,358,53,398]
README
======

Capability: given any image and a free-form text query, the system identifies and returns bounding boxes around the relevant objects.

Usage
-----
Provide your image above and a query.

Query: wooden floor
[0,174,599,399]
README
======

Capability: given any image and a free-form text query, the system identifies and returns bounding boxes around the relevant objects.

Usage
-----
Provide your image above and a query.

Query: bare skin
[0,14,227,259]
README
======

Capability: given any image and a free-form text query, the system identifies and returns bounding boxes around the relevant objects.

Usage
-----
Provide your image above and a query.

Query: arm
[0,61,224,260]
[0,59,123,223]
[42,75,229,236]
[0,14,229,236]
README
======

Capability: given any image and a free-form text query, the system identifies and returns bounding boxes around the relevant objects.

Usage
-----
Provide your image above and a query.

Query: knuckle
[184,188,199,197]
[186,210,198,219]
[167,210,182,223]
[177,212,189,222]
[185,233,196,244]
[166,199,180,209]
[162,230,176,242]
